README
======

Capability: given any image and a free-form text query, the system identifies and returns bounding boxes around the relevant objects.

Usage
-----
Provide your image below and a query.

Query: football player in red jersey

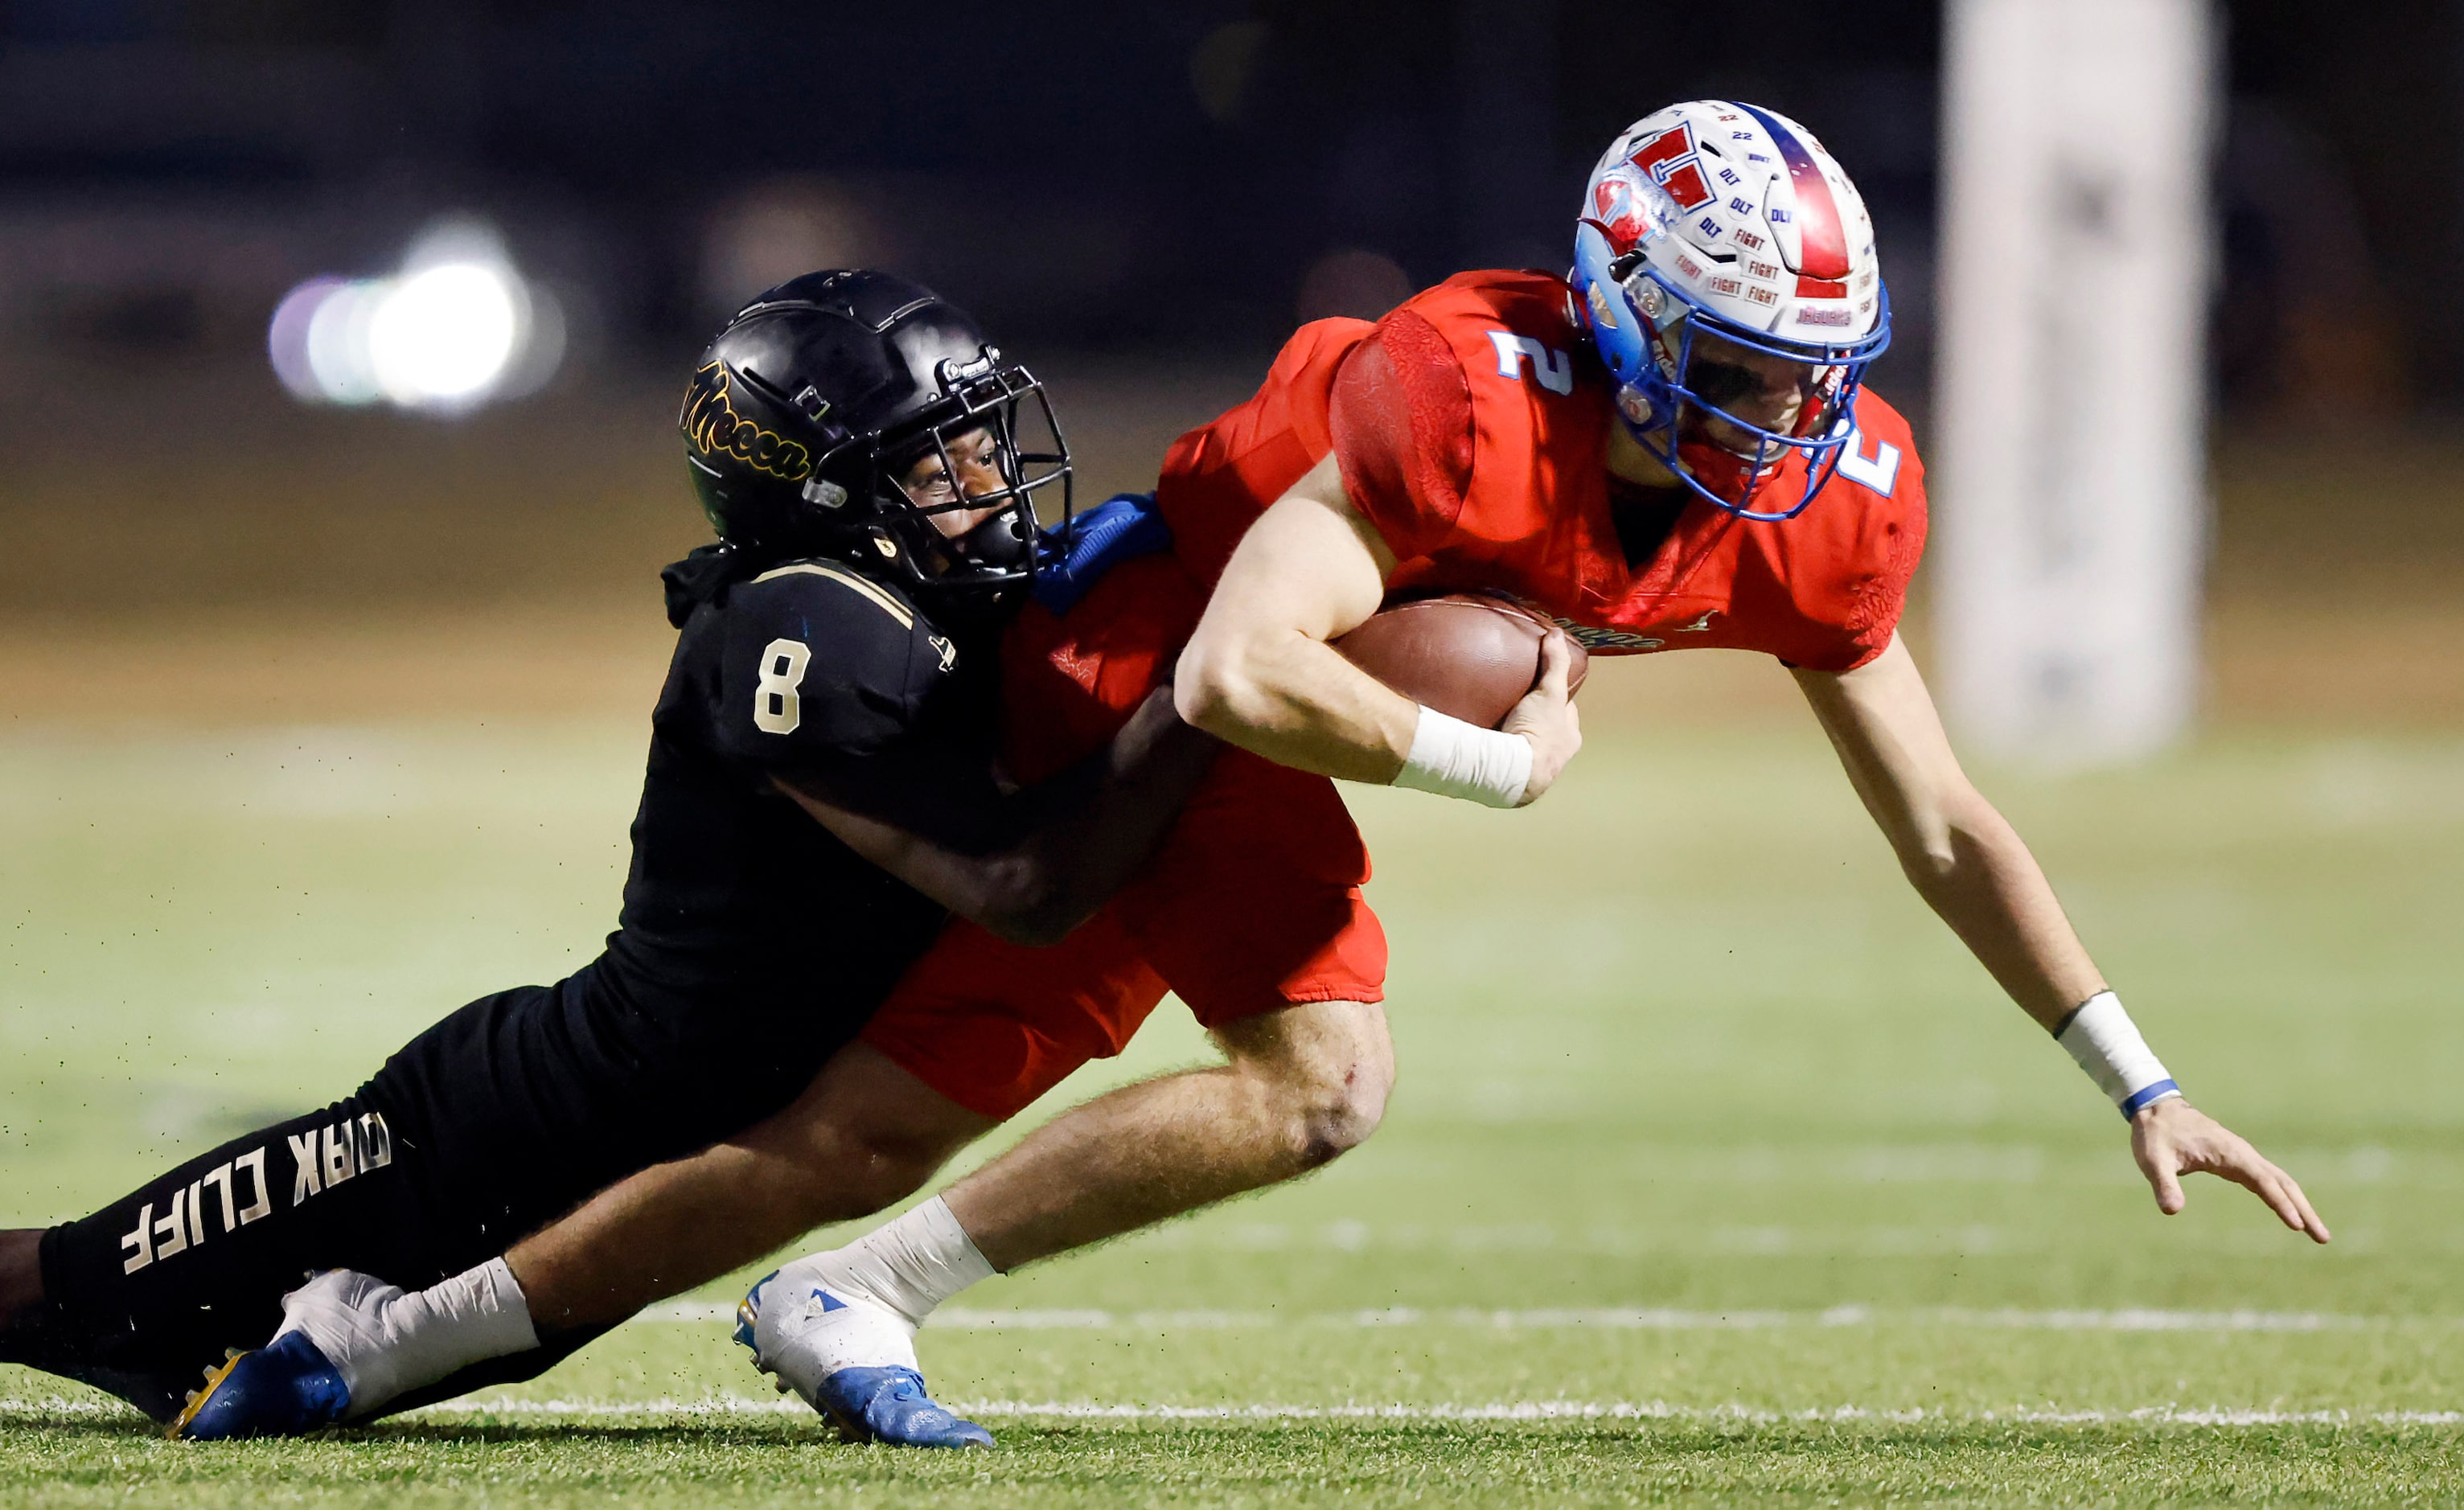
[157,101,2326,1446]
[1163,101,2325,1233]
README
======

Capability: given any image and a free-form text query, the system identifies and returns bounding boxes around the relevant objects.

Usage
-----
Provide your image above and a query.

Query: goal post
[1932,0,2220,765]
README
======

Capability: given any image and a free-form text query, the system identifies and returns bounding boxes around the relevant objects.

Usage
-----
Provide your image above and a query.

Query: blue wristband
[2118,1079,2181,1119]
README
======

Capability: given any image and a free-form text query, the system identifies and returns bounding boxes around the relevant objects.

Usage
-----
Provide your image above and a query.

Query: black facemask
[949,505,1033,572]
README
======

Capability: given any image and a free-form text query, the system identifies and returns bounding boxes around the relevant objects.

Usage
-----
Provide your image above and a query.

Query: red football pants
[860,555,1387,1120]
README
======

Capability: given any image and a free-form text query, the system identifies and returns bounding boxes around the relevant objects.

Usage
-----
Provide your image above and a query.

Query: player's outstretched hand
[2130,1097,2330,1243]
[1503,628,1583,806]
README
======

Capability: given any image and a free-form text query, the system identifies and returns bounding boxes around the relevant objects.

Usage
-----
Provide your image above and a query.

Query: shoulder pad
[737,557,925,633]
[707,557,956,765]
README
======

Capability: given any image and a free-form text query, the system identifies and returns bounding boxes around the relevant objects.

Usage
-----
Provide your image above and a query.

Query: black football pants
[38,962,856,1416]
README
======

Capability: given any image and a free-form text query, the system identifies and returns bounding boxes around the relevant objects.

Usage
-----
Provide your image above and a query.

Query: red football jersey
[1155,269,1927,673]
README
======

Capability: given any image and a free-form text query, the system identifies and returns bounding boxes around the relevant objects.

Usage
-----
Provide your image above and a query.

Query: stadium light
[303,280,385,406]
[368,263,520,406]
[266,217,561,414]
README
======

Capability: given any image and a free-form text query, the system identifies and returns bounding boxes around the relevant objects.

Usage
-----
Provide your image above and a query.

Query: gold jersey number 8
[753,638,811,735]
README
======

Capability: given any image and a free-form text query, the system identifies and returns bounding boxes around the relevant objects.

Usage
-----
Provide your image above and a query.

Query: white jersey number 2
[1485,330,1574,395]
[753,638,812,735]
[1834,424,1903,496]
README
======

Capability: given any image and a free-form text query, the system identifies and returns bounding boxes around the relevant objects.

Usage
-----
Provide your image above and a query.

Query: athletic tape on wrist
[2054,991,2181,1119]
[1390,705,1531,808]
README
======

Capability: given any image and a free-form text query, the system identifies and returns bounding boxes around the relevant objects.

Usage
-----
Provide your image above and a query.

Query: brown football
[1333,594,1588,730]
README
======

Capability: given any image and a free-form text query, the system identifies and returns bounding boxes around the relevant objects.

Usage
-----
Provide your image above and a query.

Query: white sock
[283,1258,540,1418]
[812,1197,995,1329]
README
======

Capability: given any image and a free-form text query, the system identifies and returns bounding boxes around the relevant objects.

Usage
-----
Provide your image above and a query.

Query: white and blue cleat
[170,1330,351,1440]
[735,1265,992,1449]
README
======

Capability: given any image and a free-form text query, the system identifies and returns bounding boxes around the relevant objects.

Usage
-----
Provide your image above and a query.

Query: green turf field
[3,695,2461,1504]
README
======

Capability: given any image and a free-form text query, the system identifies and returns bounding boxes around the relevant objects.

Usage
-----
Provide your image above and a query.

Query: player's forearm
[1173,626,1418,783]
[1793,643,2102,1030]
[1899,793,2105,1031]
[773,789,1009,924]
[1172,469,1407,784]
[778,687,1218,946]
[996,685,1222,942]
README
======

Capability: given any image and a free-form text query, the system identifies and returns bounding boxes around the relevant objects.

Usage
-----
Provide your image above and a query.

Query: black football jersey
[596,554,1000,1029]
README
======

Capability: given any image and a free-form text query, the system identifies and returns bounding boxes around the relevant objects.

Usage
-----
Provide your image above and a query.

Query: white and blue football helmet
[1568,100,1891,522]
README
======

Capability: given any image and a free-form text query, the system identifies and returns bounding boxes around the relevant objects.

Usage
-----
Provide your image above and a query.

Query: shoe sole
[166,1348,246,1440]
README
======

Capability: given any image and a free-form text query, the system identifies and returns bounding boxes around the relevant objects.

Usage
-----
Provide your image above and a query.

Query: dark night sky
[0,0,2451,408]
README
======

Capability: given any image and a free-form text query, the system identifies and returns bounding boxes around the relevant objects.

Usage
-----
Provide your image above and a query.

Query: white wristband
[2055,991,2181,1119]
[1391,705,1532,808]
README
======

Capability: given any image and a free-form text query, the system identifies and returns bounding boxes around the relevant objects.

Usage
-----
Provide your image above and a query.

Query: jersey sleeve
[1326,310,1476,562]
[1794,423,1929,673]
[708,563,953,770]
[1846,463,1926,669]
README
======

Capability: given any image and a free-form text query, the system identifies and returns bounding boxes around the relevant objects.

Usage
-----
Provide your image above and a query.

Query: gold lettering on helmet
[680,361,815,482]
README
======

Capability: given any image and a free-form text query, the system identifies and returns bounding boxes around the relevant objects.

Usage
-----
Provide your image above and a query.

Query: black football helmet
[680,269,1070,607]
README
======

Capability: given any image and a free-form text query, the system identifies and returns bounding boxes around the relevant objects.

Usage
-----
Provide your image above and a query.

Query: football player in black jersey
[0,272,1219,1442]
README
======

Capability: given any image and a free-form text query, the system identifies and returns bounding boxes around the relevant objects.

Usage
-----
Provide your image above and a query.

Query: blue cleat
[813,1366,995,1450]
[170,1330,351,1440]
[734,1263,993,1448]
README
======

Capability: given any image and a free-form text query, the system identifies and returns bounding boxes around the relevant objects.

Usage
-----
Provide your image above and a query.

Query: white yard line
[639,1301,2450,1333]
[3,1396,2458,1429]
[954,1402,2464,1427]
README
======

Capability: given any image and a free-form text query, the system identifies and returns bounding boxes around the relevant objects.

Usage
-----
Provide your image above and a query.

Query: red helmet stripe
[1737,103,1850,281]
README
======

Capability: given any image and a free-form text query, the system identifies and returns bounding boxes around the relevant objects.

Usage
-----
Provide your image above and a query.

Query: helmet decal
[1625,122,1716,213]
[1737,102,1850,285]
[680,361,814,482]
[1591,172,1661,257]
